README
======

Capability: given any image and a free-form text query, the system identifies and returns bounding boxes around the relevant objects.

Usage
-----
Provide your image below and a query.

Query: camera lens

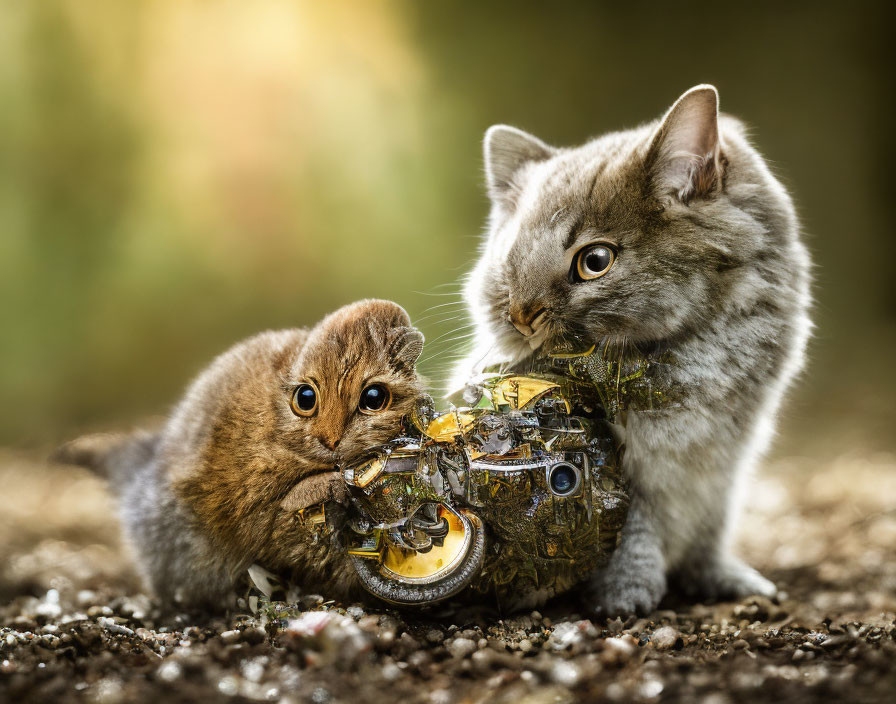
[548,462,580,496]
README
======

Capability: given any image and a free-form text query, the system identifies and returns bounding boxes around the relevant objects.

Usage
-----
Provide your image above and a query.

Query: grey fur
[116,435,236,606]
[454,85,812,615]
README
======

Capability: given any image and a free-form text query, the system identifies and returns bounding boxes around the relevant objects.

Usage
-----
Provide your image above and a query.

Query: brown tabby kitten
[56,300,425,609]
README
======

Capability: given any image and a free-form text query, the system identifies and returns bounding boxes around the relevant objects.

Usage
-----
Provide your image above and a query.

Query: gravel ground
[1,450,894,703]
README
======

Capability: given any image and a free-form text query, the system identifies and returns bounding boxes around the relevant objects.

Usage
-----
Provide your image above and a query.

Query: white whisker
[423,326,476,346]
[414,312,469,327]
[417,300,466,313]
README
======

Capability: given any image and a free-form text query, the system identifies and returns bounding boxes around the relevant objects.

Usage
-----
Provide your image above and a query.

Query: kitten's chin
[497,332,538,364]
[336,429,404,466]
[526,325,553,351]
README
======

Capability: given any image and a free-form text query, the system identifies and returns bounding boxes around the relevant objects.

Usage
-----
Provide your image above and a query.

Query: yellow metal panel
[492,376,562,410]
[381,507,468,580]
[547,344,596,360]
[425,411,477,442]
[354,455,386,488]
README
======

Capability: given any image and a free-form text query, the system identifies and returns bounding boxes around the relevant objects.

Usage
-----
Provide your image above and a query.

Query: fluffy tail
[52,430,158,481]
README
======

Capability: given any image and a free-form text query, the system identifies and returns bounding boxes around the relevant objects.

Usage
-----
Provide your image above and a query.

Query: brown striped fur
[57,300,424,608]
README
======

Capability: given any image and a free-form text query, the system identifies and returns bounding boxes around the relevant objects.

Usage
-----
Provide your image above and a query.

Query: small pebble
[357,615,380,633]
[310,687,330,704]
[218,675,239,696]
[221,630,241,645]
[520,670,538,684]
[639,678,664,699]
[447,637,477,659]
[346,605,365,620]
[87,605,113,619]
[242,659,266,683]
[430,690,451,704]
[157,660,182,682]
[77,590,98,607]
[601,635,638,664]
[398,632,420,652]
[550,660,582,687]
[651,626,681,651]
[35,602,62,619]
[408,650,430,668]
[792,649,815,662]
[382,662,403,682]
[94,677,124,704]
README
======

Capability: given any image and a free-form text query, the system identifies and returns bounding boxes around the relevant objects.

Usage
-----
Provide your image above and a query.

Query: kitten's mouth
[526,326,550,351]
[510,308,547,337]
[508,307,551,351]
[501,319,554,358]
[313,445,339,464]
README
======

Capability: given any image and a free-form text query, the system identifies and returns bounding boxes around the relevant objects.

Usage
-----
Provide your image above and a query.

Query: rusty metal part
[266,342,681,607]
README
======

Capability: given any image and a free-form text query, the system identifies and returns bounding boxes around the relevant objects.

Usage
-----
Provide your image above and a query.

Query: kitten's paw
[723,563,777,599]
[588,569,667,617]
[684,557,777,601]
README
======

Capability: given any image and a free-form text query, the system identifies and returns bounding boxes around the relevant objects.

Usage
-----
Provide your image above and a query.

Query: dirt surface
[1,450,894,703]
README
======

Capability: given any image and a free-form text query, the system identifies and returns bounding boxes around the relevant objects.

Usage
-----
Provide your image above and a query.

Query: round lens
[574,243,616,281]
[359,383,390,413]
[548,463,579,496]
[290,383,317,416]
[585,247,611,272]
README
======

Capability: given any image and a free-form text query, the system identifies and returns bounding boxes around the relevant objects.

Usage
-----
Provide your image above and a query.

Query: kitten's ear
[390,327,425,368]
[648,85,722,203]
[484,125,555,208]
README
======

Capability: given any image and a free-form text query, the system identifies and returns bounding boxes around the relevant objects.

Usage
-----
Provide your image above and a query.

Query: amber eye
[573,243,616,281]
[359,384,391,414]
[290,382,318,417]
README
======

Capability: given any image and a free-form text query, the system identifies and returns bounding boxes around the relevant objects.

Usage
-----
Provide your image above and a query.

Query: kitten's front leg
[588,496,667,616]
[675,552,777,601]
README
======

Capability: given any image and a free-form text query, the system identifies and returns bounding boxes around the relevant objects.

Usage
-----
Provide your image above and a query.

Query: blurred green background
[1,0,892,458]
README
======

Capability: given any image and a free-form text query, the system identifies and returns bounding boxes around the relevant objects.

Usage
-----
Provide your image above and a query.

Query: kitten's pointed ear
[648,85,722,203]
[484,125,554,208]
[390,327,425,368]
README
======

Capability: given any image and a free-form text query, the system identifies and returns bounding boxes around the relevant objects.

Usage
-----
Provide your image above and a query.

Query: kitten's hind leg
[673,553,777,602]
[587,498,667,616]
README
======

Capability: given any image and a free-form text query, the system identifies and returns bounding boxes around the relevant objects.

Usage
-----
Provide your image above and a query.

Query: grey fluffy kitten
[453,85,811,615]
